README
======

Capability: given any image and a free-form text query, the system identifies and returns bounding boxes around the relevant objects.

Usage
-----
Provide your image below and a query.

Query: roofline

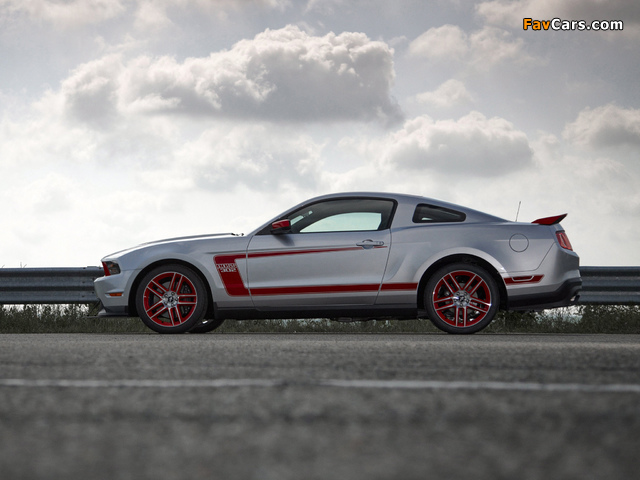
[249,191,508,235]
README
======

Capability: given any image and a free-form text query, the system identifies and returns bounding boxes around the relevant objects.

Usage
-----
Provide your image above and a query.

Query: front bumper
[94,270,138,317]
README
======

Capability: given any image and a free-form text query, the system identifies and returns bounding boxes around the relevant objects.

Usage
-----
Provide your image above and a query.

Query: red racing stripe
[247,247,364,259]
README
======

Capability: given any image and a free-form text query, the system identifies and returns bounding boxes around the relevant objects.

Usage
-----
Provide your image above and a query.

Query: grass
[1,304,639,334]
[0,304,148,334]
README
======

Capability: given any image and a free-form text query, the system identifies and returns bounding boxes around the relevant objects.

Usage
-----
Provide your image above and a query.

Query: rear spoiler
[532,214,567,225]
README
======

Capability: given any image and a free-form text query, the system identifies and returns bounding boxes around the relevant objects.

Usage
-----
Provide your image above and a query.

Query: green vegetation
[1,304,639,334]
[0,305,147,334]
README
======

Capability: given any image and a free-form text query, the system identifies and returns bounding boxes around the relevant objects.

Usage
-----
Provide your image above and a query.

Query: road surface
[0,333,639,479]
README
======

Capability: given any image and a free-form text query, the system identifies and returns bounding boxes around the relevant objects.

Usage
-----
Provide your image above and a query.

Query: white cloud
[408,25,526,69]
[468,27,525,66]
[61,54,123,127]
[377,111,533,176]
[173,124,326,192]
[54,25,401,125]
[416,79,473,108]
[408,24,469,60]
[0,101,99,168]
[133,1,173,32]
[563,104,640,149]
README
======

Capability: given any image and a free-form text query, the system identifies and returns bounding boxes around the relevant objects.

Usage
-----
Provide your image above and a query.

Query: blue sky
[1,0,639,267]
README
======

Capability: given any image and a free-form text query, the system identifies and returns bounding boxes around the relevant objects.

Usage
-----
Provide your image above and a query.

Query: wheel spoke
[444,273,462,292]
[168,306,180,326]
[148,279,167,296]
[177,299,197,307]
[147,301,168,320]
[464,274,482,295]
[177,292,197,302]
[170,273,183,292]
[435,300,455,312]
[469,299,491,311]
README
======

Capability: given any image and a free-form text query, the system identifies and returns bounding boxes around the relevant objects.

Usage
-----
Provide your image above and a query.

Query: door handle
[356,239,385,249]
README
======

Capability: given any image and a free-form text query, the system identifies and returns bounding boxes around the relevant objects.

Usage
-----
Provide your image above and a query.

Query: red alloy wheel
[425,263,499,334]
[136,264,208,334]
[143,271,198,326]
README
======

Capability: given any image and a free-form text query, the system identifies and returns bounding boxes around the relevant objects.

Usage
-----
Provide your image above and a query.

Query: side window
[301,212,382,233]
[287,198,396,234]
[413,204,466,223]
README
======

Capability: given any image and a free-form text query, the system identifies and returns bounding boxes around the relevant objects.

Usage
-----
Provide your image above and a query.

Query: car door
[246,197,395,308]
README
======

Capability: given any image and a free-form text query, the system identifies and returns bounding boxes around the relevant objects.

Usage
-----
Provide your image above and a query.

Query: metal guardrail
[0,266,638,306]
[0,267,103,304]
[578,266,640,305]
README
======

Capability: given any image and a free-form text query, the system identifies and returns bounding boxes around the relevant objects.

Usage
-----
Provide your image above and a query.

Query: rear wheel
[425,263,499,334]
[135,264,208,334]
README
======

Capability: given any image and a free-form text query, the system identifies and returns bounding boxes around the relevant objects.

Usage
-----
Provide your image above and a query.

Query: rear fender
[414,249,508,310]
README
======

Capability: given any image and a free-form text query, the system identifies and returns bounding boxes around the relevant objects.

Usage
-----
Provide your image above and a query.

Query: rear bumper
[507,277,582,311]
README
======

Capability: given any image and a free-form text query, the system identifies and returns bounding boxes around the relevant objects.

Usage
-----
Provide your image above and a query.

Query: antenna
[515,201,521,222]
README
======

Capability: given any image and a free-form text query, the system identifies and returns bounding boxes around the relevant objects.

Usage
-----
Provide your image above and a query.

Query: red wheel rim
[431,270,492,328]
[142,271,199,327]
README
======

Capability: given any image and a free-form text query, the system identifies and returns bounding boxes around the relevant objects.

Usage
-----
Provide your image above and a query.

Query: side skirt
[214,304,418,321]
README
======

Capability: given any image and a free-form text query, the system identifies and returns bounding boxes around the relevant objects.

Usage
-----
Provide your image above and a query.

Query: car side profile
[95,192,581,334]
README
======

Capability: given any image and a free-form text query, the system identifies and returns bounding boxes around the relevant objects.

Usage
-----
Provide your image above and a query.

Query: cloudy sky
[1,0,639,267]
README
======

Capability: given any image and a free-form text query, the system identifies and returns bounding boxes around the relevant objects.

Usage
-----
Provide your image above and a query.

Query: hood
[138,232,241,247]
[102,232,242,259]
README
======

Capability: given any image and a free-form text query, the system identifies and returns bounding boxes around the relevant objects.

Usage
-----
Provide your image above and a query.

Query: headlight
[102,261,121,276]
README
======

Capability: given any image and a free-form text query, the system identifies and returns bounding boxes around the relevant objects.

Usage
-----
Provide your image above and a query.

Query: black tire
[135,264,208,334]
[425,263,499,334]
[189,318,224,334]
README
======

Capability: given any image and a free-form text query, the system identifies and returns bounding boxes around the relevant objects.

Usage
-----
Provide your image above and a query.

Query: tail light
[556,231,573,251]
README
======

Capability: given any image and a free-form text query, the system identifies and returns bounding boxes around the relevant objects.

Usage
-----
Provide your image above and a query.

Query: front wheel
[135,264,208,334]
[425,263,499,334]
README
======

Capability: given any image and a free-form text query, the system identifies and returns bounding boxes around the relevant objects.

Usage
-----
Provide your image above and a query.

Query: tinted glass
[286,198,396,234]
[412,204,466,223]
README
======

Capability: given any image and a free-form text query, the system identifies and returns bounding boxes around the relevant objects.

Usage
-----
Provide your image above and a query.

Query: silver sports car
[95,192,581,334]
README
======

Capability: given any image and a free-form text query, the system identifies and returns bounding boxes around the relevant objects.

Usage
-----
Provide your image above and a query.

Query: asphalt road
[0,333,639,480]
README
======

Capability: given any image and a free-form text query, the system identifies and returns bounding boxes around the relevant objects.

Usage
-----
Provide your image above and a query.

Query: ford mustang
[95,192,581,334]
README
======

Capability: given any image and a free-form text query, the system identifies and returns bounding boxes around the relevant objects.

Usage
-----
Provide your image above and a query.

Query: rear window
[412,204,466,223]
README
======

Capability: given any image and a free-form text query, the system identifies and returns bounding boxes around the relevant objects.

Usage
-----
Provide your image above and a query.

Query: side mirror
[271,219,291,234]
